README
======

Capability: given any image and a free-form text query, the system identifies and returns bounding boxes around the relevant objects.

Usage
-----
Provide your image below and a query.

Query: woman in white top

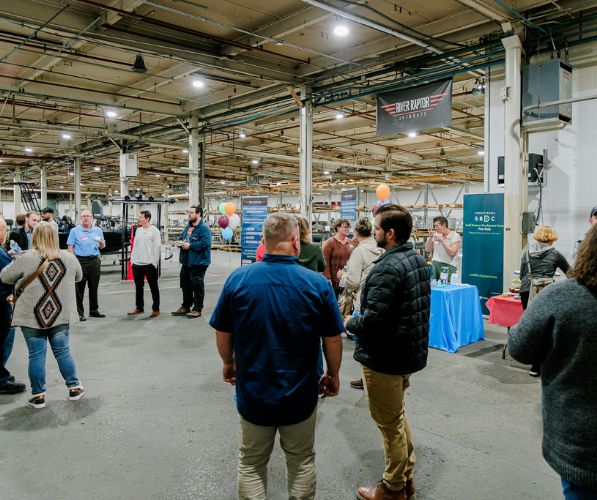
[425,215,461,281]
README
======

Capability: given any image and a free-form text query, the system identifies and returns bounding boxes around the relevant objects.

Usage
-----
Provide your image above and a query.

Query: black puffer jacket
[347,242,430,375]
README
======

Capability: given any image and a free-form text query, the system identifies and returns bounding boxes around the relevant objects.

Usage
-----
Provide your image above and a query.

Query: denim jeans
[0,300,15,385]
[21,324,80,395]
[561,477,597,500]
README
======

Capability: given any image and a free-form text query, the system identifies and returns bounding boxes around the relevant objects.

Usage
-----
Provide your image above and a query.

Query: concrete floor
[0,251,560,500]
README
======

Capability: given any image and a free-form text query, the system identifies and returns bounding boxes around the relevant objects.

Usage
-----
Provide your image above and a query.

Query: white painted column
[501,35,526,291]
[74,157,81,221]
[299,85,313,223]
[13,166,21,214]
[107,188,113,216]
[188,114,199,205]
[163,185,170,243]
[40,163,48,208]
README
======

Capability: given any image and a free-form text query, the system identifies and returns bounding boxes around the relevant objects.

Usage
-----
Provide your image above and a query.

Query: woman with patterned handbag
[0,222,85,409]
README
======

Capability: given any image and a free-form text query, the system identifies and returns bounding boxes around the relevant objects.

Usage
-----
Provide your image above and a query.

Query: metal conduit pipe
[522,92,597,114]
[71,0,308,65]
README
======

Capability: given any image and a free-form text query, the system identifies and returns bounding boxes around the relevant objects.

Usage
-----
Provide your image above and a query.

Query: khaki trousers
[238,409,317,500]
[362,366,416,492]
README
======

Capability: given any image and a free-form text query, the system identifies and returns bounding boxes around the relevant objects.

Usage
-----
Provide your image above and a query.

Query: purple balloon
[218,215,229,229]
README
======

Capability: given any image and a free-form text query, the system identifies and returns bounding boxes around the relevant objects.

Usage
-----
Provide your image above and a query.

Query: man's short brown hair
[263,213,298,247]
[376,204,412,244]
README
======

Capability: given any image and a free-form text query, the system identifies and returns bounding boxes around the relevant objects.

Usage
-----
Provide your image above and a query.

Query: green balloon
[218,202,227,215]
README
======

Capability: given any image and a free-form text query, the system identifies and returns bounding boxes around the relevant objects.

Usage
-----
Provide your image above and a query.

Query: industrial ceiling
[0,0,595,200]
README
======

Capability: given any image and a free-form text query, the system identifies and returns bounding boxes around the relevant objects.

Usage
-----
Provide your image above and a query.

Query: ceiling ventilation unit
[131,54,148,73]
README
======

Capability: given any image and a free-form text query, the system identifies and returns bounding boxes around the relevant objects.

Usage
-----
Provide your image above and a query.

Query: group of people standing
[0,204,212,409]
[212,205,431,500]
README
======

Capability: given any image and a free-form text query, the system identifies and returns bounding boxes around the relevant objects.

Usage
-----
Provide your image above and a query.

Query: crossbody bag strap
[15,258,51,297]
[526,249,533,279]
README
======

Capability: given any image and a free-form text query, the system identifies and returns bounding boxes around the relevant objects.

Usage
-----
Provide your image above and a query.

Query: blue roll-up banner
[462,193,504,314]
[340,188,358,224]
[241,196,268,265]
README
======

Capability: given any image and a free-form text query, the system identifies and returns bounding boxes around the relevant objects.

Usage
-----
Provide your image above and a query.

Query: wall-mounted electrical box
[119,153,138,177]
[522,60,572,132]
[497,153,545,186]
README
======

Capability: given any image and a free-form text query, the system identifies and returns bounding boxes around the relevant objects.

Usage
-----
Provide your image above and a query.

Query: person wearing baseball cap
[41,207,58,230]
[590,206,597,225]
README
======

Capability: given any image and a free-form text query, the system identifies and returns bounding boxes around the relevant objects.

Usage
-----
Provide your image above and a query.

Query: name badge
[81,236,89,241]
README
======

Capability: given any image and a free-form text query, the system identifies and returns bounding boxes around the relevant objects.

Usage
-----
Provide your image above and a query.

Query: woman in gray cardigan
[0,222,84,409]
[509,225,597,499]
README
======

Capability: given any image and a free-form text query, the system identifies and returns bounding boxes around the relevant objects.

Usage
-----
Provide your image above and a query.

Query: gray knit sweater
[509,278,597,488]
[0,250,82,329]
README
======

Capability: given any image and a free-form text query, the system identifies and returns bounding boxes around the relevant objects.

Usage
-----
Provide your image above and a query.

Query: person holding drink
[67,209,106,321]
[425,216,461,282]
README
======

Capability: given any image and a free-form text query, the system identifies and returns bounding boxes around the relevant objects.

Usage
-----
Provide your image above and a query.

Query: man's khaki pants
[238,409,317,500]
[362,366,415,492]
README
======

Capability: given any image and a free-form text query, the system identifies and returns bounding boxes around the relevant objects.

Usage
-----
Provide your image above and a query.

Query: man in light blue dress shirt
[67,209,106,321]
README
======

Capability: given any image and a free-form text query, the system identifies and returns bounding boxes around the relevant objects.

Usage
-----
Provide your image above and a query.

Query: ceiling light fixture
[192,78,205,89]
[155,174,160,177]
[251,159,259,165]
[477,150,485,156]
[69,172,74,176]
[93,166,101,171]
[335,113,344,120]
[61,133,72,140]
[220,180,226,185]
[24,146,33,153]
[239,131,246,138]
[59,185,64,189]
[131,54,148,73]
[334,25,349,37]
[105,110,117,119]
[324,170,330,175]
[114,190,119,194]
[408,132,417,138]
[182,148,189,154]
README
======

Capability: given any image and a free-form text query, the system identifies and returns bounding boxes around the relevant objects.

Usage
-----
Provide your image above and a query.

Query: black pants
[180,265,207,312]
[0,300,13,383]
[76,256,101,316]
[132,264,160,312]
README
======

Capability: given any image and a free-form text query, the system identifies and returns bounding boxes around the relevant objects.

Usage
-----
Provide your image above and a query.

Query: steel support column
[188,114,199,206]
[13,166,21,215]
[199,130,206,209]
[40,163,48,209]
[74,157,81,221]
[299,85,313,223]
[501,35,526,291]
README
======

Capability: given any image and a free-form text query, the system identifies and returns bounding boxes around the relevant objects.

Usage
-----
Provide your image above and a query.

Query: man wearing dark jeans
[172,205,211,318]
[128,211,161,318]
[67,209,106,320]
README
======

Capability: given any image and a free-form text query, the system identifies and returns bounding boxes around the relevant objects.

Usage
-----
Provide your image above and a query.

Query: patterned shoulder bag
[13,259,51,303]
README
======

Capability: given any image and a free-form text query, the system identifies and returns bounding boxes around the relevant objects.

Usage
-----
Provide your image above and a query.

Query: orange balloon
[376,183,390,202]
[224,202,236,216]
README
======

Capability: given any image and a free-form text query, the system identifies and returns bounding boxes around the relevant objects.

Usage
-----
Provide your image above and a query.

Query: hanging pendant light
[131,54,148,73]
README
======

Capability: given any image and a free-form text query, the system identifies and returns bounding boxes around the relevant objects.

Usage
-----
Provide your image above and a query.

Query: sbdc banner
[376,79,452,136]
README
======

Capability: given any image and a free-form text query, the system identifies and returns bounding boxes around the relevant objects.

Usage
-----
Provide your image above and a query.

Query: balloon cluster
[372,183,391,215]
[217,202,240,241]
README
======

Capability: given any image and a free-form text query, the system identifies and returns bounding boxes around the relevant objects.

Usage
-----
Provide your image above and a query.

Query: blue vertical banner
[241,196,268,265]
[462,193,504,314]
[340,188,358,224]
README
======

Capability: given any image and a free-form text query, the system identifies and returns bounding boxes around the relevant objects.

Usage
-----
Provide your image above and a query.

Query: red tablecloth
[486,296,524,327]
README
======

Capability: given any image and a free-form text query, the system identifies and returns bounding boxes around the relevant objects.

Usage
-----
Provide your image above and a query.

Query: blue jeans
[0,300,15,385]
[562,477,597,499]
[21,324,80,395]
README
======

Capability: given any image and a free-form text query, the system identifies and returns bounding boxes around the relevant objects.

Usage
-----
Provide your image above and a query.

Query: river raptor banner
[376,79,452,136]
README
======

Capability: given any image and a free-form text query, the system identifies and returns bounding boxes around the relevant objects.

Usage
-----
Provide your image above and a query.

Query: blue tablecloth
[429,284,484,353]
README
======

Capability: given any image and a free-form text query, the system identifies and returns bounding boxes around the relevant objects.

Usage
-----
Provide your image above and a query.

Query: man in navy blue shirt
[172,205,211,318]
[210,213,343,500]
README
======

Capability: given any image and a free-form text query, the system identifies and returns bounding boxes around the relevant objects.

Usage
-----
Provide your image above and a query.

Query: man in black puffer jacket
[347,205,430,500]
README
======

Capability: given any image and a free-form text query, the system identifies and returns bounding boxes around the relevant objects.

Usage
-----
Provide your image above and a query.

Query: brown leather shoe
[350,378,364,390]
[171,307,190,316]
[127,309,143,316]
[149,311,160,318]
[356,482,407,500]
